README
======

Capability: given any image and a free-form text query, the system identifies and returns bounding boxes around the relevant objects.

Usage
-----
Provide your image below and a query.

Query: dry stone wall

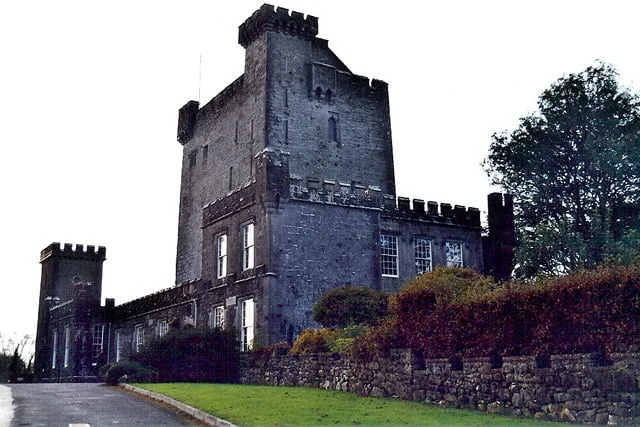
[240,349,640,425]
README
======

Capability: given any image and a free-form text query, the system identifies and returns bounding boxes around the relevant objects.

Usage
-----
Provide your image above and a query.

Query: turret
[238,4,318,48]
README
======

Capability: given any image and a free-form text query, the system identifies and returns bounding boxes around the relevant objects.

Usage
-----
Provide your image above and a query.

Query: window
[202,145,208,167]
[415,238,433,274]
[242,223,255,270]
[93,324,105,359]
[115,331,122,362]
[241,298,255,351]
[380,234,398,277]
[189,151,197,168]
[217,234,227,278]
[326,88,333,103]
[315,86,322,100]
[209,306,225,329]
[446,242,464,267]
[235,120,239,143]
[158,320,169,337]
[134,325,145,352]
[328,116,338,142]
[52,330,58,369]
[63,325,71,368]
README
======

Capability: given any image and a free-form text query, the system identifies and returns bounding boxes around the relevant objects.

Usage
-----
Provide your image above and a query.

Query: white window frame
[209,305,225,329]
[242,223,255,270]
[380,234,399,277]
[63,325,71,368]
[93,324,105,360]
[446,241,464,267]
[115,331,122,362]
[241,298,255,351]
[134,325,145,352]
[217,234,227,278]
[415,238,433,275]
[52,330,58,369]
[158,320,169,337]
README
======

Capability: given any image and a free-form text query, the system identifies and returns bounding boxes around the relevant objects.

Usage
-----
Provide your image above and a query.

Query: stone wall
[240,349,640,425]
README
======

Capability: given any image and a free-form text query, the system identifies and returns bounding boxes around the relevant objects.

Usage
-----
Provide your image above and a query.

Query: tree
[485,62,640,277]
[312,286,389,328]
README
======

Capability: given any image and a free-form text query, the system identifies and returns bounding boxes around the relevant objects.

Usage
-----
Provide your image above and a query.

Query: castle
[34,4,514,381]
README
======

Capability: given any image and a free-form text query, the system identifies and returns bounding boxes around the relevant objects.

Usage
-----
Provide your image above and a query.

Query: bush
[312,286,389,328]
[291,329,336,354]
[105,361,157,386]
[130,327,239,382]
[353,265,640,359]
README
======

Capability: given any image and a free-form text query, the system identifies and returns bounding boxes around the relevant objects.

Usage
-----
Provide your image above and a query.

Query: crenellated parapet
[311,62,388,101]
[113,280,201,321]
[239,4,318,48]
[40,242,106,263]
[203,181,257,227]
[383,197,481,228]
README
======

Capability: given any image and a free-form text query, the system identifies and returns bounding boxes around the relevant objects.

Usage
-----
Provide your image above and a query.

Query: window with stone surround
[115,331,122,362]
[217,234,227,278]
[63,325,70,368]
[93,324,104,359]
[415,238,433,274]
[209,305,225,329]
[241,298,255,351]
[380,234,398,277]
[446,241,464,267]
[52,330,58,369]
[134,325,145,352]
[158,320,169,337]
[242,223,255,270]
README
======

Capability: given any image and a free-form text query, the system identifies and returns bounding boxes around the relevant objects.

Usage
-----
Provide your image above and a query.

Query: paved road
[5,383,195,426]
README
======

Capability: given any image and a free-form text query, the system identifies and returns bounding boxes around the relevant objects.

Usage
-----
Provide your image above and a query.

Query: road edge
[119,383,236,427]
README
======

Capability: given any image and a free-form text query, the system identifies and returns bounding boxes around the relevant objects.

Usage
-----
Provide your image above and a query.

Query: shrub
[312,286,389,328]
[130,327,239,382]
[291,329,337,354]
[353,264,640,359]
[105,361,157,386]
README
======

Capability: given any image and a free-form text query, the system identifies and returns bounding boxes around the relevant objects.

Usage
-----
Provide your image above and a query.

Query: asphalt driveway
[5,383,194,426]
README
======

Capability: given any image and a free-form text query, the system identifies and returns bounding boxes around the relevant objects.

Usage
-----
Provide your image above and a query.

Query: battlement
[239,4,318,48]
[311,62,388,101]
[383,198,481,228]
[203,181,258,227]
[40,242,106,263]
[113,280,200,321]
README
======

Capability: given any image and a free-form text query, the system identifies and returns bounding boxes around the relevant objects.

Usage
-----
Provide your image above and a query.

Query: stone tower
[34,243,106,380]
[175,4,396,285]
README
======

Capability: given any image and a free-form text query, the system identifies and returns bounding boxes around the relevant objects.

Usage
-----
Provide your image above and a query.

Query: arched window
[315,86,322,100]
[325,89,333,103]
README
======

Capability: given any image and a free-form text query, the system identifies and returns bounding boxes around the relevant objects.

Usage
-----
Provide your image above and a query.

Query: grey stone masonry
[240,350,640,425]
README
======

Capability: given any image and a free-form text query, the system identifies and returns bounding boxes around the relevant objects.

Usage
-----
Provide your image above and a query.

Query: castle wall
[241,350,640,425]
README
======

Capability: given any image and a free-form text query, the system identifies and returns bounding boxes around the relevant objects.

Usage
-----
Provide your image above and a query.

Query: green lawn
[135,383,564,426]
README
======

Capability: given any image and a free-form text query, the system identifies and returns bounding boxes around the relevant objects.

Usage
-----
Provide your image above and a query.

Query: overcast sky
[1,0,639,352]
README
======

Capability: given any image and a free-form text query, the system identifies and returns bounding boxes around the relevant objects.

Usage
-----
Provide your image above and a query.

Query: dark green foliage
[353,266,640,360]
[312,286,389,328]
[104,361,157,386]
[129,327,239,382]
[485,62,640,278]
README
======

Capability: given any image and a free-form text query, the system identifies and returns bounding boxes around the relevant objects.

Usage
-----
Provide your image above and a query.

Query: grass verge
[135,383,564,426]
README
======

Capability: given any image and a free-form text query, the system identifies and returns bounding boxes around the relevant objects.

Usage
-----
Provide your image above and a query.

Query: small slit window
[315,86,322,100]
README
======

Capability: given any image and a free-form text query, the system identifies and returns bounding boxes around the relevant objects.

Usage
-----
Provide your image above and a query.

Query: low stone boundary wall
[240,350,640,424]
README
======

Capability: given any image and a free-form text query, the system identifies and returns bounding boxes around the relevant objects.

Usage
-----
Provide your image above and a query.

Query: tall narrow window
[202,145,208,167]
[189,151,197,168]
[446,242,464,267]
[380,234,399,277]
[52,330,58,369]
[134,325,145,352]
[63,325,70,368]
[284,88,289,107]
[157,320,169,337]
[217,234,227,278]
[315,86,322,100]
[241,298,255,351]
[229,166,233,191]
[284,120,289,141]
[235,120,239,143]
[326,88,333,103]
[328,116,338,142]
[209,306,225,329]
[242,223,255,270]
[415,238,433,275]
[115,331,122,362]
[93,324,104,359]
[250,119,254,140]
